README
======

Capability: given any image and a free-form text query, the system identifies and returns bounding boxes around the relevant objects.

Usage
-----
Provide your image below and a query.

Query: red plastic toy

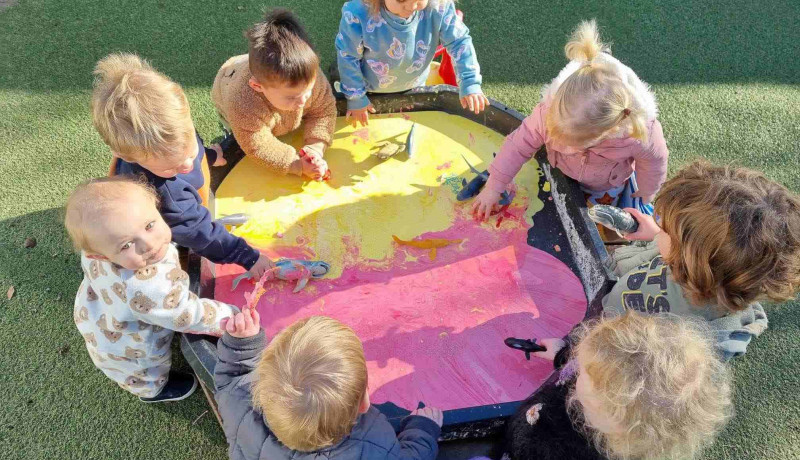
[432,10,464,87]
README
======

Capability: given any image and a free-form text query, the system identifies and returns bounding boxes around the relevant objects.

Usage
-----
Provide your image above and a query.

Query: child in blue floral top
[336,0,487,126]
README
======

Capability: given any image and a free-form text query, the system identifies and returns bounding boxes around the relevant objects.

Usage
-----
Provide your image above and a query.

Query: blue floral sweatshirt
[116,134,260,270]
[335,0,482,110]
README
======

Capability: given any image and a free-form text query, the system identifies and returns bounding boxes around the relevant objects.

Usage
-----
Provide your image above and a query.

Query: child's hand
[531,338,566,361]
[249,254,275,279]
[221,308,261,338]
[300,148,329,181]
[471,187,502,221]
[346,104,376,127]
[410,406,444,427]
[460,92,489,115]
[209,144,227,167]
[623,208,660,241]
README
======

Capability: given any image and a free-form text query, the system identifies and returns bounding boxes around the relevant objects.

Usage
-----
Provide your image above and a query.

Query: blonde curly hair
[569,312,733,460]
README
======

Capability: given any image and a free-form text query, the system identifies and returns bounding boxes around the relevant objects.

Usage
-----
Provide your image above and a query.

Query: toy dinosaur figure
[456,154,513,205]
[372,123,417,160]
[392,235,463,260]
[504,337,547,360]
[214,213,249,226]
[587,205,640,237]
[372,141,406,160]
[232,259,331,308]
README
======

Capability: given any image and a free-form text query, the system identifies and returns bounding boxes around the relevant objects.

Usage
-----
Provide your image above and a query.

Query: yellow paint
[216,112,541,278]
[543,181,551,192]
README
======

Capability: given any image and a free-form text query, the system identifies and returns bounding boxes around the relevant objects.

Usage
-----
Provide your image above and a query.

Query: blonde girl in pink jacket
[472,20,669,220]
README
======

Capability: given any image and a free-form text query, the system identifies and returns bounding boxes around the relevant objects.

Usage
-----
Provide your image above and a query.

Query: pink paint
[436,161,453,170]
[215,207,586,411]
[353,128,370,142]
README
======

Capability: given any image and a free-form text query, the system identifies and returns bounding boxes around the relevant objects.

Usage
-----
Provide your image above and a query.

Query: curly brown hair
[655,160,800,312]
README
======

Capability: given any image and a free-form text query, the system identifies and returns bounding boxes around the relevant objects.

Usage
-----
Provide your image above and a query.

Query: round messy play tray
[182,86,613,458]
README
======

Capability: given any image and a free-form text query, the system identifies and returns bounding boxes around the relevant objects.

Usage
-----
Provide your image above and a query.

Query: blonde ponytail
[564,19,608,62]
[624,107,648,143]
[548,21,650,146]
[605,85,649,143]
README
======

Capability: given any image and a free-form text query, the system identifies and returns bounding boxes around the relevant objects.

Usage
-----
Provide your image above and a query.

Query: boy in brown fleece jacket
[211,9,337,180]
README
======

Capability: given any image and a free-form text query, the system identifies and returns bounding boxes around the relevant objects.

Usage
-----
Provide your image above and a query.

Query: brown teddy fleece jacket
[211,54,337,175]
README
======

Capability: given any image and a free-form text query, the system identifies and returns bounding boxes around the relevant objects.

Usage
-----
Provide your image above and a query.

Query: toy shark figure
[504,337,547,360]
[231,259,331,294]
[456,154,512,205]
[587,205,640,236]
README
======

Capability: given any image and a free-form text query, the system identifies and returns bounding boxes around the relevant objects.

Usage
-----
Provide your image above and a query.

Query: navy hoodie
[214,330,442,460]
[116,134,260,269]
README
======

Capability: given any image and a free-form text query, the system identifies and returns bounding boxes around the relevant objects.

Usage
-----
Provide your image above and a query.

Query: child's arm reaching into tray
[472,104,547,220]
[214,309,265,448]
[125,265,238,337]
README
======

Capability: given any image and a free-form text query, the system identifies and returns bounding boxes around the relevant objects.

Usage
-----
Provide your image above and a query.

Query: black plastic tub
[181,86,614,459]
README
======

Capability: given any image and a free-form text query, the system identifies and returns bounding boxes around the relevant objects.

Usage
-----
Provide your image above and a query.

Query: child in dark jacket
[506,312,732,460]
[214,310,442,460]
[91,53,273,278]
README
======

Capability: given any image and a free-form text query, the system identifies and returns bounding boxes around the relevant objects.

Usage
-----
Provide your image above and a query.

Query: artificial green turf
[0,0,799,458]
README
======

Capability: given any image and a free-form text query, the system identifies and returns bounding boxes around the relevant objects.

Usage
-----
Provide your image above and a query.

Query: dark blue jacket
[214,330,442,460]
[116,134,259,269]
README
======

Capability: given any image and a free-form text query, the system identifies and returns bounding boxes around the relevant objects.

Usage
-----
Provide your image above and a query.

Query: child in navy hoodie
[91,53,272,277]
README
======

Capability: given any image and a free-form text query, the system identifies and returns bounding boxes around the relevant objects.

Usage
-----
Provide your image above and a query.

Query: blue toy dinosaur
[456,154,512,205]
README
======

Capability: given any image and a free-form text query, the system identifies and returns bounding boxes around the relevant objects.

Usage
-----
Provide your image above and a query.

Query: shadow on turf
[0,0,798,93]
[0,208,229,443]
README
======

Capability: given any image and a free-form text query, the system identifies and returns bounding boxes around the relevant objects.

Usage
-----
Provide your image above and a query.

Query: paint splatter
[494,204,516,228]
[438,332,448,339]
[554,244,561,252]
[468,132,475,146]
[436,161,452,170]
[470,307,485,314]
[213,113,573,411]
[353,128,370,142]
[543,181,551,192]
[439,174,462,194]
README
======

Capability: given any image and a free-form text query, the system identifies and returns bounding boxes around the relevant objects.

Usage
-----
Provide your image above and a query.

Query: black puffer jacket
[505,344,606,460]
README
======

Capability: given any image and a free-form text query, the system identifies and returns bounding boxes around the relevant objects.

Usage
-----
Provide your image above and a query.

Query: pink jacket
[486,57,668,204]
[487,102,668,203]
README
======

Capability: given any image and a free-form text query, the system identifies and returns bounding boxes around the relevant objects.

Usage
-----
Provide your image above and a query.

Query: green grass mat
[0,0,798,458]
